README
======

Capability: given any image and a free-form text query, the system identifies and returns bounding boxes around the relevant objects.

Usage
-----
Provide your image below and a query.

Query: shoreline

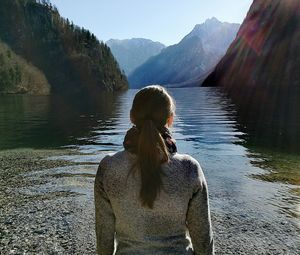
[0,149,299,254]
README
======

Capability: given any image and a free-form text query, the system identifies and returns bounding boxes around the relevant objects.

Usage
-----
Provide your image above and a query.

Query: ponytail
[129,85,175,209]
[138,119,169,208]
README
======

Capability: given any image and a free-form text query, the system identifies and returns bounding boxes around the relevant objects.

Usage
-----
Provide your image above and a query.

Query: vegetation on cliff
[0,41,50,95]
[0,0,128,95]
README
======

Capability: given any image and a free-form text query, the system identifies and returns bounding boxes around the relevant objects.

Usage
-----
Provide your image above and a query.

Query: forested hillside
[0,0,128,95]
[0,41,50,94]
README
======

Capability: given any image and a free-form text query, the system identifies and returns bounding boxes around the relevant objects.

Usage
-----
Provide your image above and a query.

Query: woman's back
[94,149,214,255]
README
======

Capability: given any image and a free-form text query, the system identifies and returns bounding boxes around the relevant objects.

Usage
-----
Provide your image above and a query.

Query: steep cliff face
[203,0,300,91]
[129,36,206,88]
[129,18,239,89]
[203,0,300,149]
[0,41,50,95]
[0,0,128,95]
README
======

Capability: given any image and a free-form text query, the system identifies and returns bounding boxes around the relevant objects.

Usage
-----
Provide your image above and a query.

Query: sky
[50,0,253,46]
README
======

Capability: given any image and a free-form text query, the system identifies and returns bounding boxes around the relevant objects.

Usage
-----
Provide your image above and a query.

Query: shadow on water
[0,87,299,255]
[246,145,300,216]
[206,87,300,187]
[169,87,299,224]
[229,89,300,221]
[0,87,299,224]
[230,86,300,154]
[229,87,300,211]
[0,92,126,150]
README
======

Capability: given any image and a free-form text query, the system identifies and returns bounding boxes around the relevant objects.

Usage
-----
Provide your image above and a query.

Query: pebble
[0,149,299,255]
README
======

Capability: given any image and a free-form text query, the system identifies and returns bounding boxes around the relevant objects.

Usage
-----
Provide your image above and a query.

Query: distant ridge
[106,38,165,75]
[129,18,239,89]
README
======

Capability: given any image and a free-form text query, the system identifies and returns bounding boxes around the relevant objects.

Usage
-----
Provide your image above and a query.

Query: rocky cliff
[129,18,239,89]
[203,0,300,149]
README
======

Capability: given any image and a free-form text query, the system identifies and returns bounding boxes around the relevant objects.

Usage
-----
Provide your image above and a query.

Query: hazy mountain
[183,17,240,56]
[0,0,128,95]
[106,38,165,75]
[129,18,239,89]
[202,0,300,148]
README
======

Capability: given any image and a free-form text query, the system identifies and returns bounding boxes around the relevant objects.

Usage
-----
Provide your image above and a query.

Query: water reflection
[0,92,125,149]
[246,147,300,220]
[164,88,299,227]
[0,87,299,227]
[232,87,300,154]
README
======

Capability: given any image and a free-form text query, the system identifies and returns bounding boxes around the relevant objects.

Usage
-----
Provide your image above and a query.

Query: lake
[0,87,299,254]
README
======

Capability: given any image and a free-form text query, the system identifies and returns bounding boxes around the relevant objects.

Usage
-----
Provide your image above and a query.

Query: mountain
[0,41,50,95]
[106,38,165,75]
[183,17,239,56]
[129,18,239,89]
[0,0,128,95]
[202,0,300,149]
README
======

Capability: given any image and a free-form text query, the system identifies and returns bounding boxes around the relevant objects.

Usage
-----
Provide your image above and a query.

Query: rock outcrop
[203,0,300,149]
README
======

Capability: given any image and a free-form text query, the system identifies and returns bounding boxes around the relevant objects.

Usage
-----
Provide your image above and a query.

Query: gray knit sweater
[94,150,214,255]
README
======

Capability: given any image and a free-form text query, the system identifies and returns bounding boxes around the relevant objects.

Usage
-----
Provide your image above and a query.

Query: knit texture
[94,150,214,255]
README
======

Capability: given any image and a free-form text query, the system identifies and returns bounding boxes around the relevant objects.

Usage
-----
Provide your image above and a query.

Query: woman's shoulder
[171,152,201,166]
[97,151,205,180]
[96,150,136,182]
[97,150,136,171]
[171,152,202,171]
[170,152,205,185]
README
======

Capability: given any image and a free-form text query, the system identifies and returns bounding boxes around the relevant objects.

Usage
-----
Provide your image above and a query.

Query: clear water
[0,87,299,229]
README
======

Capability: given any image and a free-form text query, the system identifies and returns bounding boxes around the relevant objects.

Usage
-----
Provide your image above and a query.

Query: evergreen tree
[0,0,128,95]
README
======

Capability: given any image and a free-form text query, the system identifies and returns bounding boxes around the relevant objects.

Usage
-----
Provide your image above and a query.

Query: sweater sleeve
[94,158,116,255]
[186,159,215,255]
